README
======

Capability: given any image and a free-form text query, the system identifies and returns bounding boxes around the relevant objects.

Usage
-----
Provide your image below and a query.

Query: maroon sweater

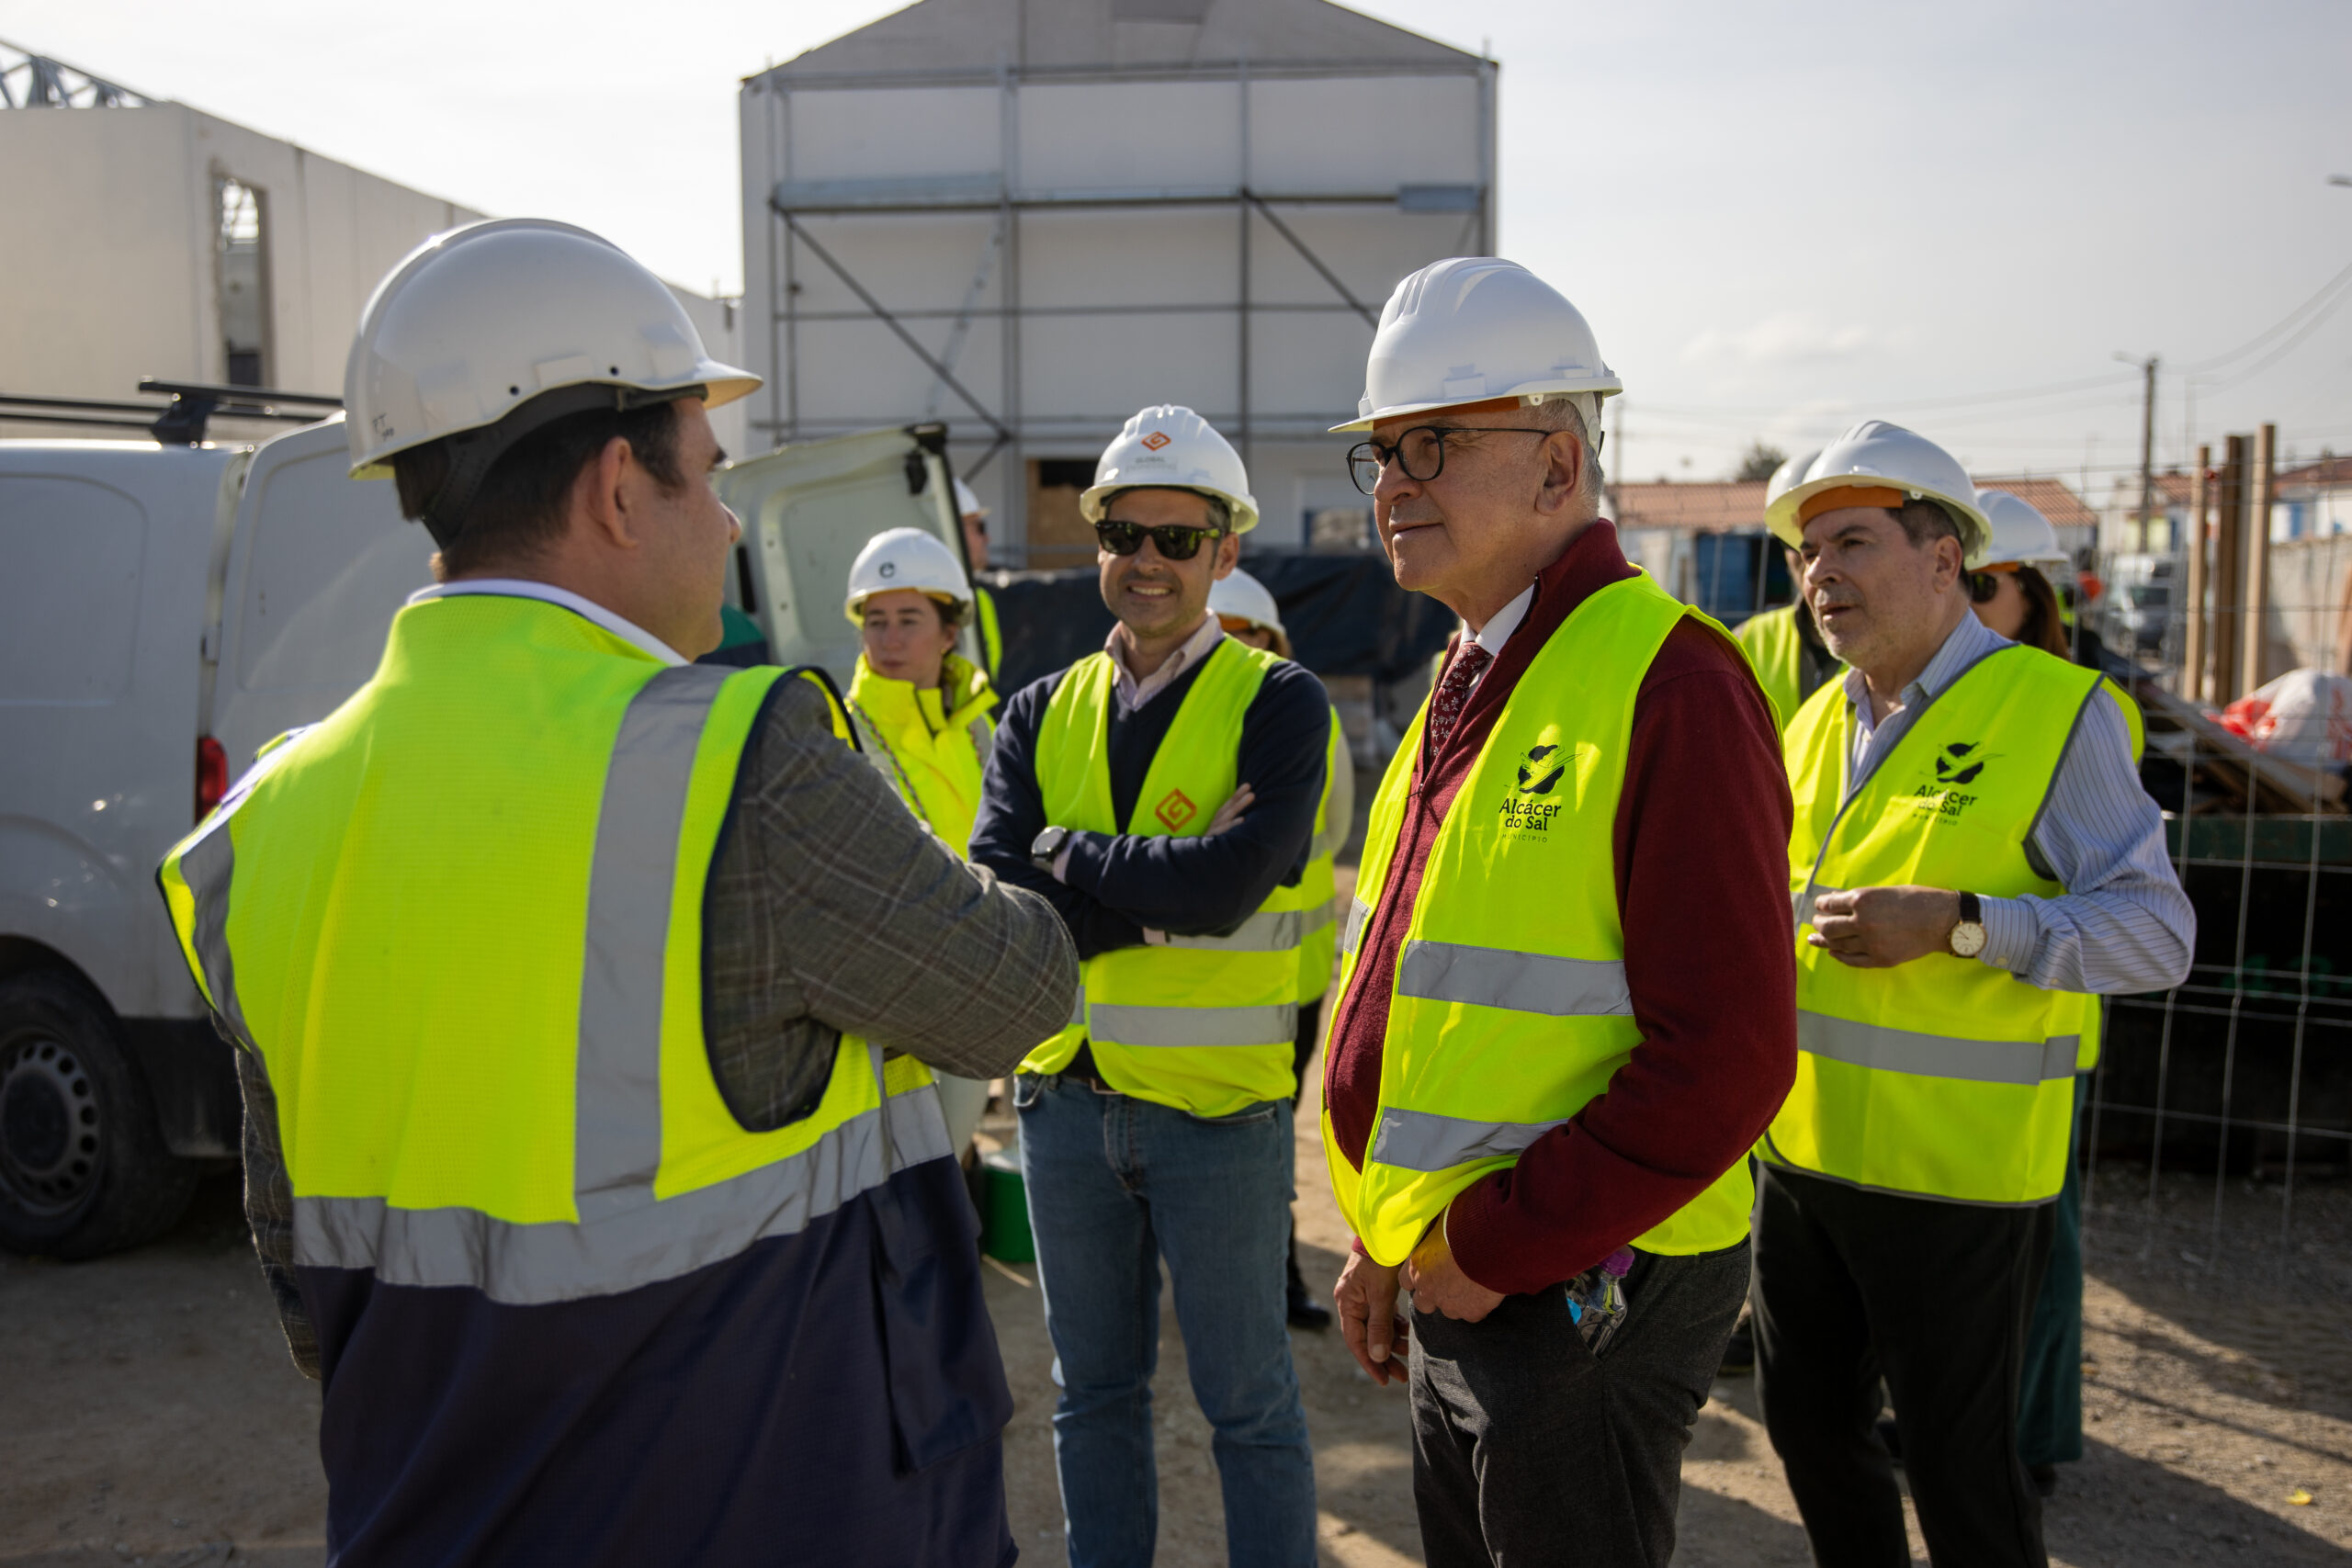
[1325,523,1797,1297]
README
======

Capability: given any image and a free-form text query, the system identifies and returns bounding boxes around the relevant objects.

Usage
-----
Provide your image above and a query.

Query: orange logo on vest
[1155,788,1196,830]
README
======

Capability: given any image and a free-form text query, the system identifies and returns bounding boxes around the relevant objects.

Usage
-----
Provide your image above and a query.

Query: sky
[8,0,2346,494]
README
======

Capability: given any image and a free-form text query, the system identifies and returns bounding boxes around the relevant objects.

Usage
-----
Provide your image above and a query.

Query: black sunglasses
[1967,569,2017,604]
[1346,424,1562,496]
[1094,520,1224,560]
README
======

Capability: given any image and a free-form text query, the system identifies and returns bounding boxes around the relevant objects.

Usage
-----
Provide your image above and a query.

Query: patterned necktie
[1426,643,1493,752]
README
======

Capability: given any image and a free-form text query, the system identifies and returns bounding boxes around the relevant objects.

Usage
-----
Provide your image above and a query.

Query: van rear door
[207,416,433,772]
[717,423,974,687]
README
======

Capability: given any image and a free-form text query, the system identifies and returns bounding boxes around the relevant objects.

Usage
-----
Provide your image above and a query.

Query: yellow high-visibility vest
[1323,570,1758,1265]
[1020,637,1301,1116]
[1296,706,1346,1007]
[1765,642,2108,1206]
[156,594,942,1303]
[846,651,997,855]
[975,586,1003,682]
[1735,603,1839,736]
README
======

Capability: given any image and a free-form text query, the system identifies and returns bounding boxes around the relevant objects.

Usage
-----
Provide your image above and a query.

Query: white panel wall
[1017,81,1241,190]
[1248,75,1482,189]
[789,86,1002,180]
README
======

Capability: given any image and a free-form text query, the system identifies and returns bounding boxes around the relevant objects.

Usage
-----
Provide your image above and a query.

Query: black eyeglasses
[1347,424,1561,496]
[1094,520,1224,560]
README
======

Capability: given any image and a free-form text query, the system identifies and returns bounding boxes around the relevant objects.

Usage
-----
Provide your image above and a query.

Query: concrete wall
[2267,534,2352,676]
[1,103,742,453]
[741,59,1493,561]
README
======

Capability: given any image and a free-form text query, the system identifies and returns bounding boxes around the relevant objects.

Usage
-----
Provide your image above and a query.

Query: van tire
[0,972,199,1258]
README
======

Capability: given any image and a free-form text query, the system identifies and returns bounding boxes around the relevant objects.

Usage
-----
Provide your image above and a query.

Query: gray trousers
[1408,1243,1751,1567]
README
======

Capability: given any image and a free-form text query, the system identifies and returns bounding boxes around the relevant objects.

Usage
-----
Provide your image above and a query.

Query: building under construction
[739,0,1495,564]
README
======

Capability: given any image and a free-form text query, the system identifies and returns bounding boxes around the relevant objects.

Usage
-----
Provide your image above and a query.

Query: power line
[2179,254,2352,375]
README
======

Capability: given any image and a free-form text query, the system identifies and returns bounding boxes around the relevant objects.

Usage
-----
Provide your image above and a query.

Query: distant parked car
[2101,554,2177,655]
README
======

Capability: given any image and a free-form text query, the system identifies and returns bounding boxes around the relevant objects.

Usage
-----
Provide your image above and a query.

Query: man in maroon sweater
[1323,257,1796,1566]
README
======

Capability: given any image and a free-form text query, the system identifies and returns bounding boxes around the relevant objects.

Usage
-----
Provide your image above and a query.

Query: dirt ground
[4,1119,2347,1567]
[5,860,2350,1565]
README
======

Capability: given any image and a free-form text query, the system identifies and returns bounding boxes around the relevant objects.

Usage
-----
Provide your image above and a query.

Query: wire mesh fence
[2077,446,2350,1269]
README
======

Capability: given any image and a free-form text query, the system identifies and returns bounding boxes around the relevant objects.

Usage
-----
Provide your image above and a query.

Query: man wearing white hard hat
[1967,487,2145,1497]
[970,407,1330,1567]
[1734,446,1839,732]
[156,219,1077,1565]
[952,476,1004,678]
[1208,568,1353,1331]
[1320,256,1797,1566]
[843,525,1005,1155]
[1755,422,2191,1566]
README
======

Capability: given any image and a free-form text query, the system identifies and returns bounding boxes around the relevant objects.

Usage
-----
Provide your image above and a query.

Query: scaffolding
[741,2,1496,562]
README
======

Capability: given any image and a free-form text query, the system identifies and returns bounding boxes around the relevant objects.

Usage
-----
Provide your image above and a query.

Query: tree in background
[1734,440,1788,482]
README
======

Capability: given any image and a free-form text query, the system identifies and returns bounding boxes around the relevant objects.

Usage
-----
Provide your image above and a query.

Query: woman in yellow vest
[1757,422,2191,1564]
[843,525,1000,1154]
[1207,565,1352,1329]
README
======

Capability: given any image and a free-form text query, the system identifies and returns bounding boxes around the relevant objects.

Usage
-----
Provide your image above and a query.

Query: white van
[0,416,969,1257]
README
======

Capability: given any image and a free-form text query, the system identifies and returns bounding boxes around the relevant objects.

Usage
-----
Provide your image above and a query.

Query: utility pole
[2132,354,2159,552]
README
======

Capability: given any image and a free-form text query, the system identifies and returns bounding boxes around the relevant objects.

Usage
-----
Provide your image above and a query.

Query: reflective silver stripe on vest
[1089,1000,1298,1049]
[1371,1106,1566,1173]
[175,820,257,1054]
[1797,1010,2079,1087]
[288,1087,953,1304]
[1164,908,1303,953]
[1068,981,1087,1030]
[575,665,730,1208]
[1396,940,1633,1017]
[1340,897,1372,959]
[1301,897,1337,939]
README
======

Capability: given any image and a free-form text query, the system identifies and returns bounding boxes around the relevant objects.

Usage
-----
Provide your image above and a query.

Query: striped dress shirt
[1840,611,2194,996]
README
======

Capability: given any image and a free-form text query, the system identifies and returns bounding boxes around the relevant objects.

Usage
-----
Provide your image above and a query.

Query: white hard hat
[1764,419,1992,565]
[1765,447,1825,509]
[1080,405,1259,535]
[844,526,974,624]
[345,217,759,487]
[953,477,988,519]
[1974,490,2071,572]
[1331,256,1621,435]
[1207,568,1284,638]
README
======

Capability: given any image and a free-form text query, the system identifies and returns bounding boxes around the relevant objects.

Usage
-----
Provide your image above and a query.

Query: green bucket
[979,1145,1035,1264]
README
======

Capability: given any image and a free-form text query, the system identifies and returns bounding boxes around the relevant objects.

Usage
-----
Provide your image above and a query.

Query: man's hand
[1399,1225,1506,1324]
[1334,1247,1412,1385]
[1808,886,1964,968]
[1204,783,1255,837]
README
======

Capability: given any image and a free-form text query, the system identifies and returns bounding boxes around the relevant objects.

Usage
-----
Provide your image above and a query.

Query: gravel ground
[4,1133,2345,1567]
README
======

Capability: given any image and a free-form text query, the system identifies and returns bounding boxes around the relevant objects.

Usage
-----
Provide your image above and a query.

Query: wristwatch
[1947,891,1986,958]
[1030,825,1072,874]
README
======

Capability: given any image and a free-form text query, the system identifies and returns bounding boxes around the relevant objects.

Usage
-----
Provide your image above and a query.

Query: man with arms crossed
[971,408,1329,1568]
[1755,421,2192,1567]
[1323,256,1797,1567]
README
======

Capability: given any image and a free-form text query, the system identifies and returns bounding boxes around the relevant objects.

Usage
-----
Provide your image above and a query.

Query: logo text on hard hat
[879,562,897,578]
[1141,431,1171,451]
[1155,788,1197,831]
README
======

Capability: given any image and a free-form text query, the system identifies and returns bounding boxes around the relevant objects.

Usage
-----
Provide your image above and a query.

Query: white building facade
[1,45,742,450]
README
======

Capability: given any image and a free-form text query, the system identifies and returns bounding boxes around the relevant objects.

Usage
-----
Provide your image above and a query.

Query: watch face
[1951,921,1987,958]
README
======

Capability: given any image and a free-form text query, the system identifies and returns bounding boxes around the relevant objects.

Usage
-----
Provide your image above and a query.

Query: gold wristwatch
[1948,891,1986,958]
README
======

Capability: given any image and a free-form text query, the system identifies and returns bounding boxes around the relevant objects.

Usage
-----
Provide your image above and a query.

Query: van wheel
[0,973,198,1258]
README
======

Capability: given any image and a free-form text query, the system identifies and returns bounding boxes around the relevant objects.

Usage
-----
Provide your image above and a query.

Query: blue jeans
[1014,1073,1317,1568]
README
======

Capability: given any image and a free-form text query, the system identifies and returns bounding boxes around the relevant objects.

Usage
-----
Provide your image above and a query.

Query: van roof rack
[0,379,342,445]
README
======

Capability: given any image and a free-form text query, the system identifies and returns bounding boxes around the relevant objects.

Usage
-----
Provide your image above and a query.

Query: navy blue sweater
[969,642,1329,964]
